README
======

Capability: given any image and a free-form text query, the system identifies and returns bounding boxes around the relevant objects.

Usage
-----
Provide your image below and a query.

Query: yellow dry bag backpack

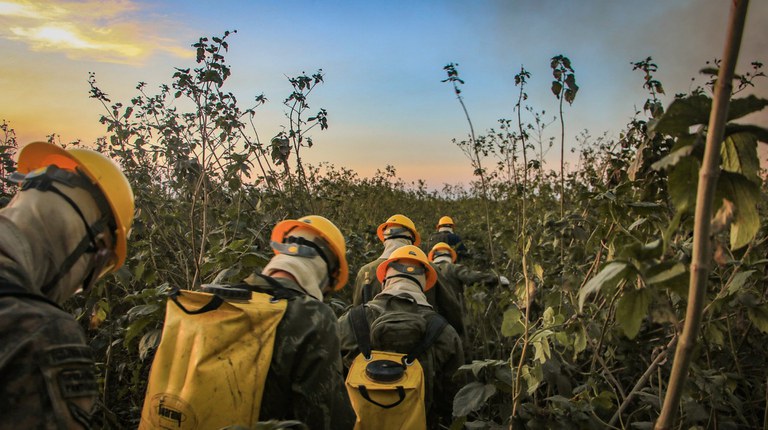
[139,275,299,430]
[345,305,448,430]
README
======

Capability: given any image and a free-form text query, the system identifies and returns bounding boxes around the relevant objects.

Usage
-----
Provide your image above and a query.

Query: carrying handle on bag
[358,385,406,409]
[169,289,224,314]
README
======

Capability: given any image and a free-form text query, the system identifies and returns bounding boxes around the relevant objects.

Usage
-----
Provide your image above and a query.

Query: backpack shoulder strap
[349,305,372,359]
[404,313,449,363]
[242,273,305,300]
[0,278,62,310]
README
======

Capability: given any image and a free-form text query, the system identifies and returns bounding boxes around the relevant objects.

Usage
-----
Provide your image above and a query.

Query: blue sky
[1,0,766,187]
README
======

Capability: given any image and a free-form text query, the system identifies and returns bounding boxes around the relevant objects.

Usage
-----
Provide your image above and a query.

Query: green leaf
[727,95,768,122]
[616,287,651,339]
[651,144,695,171]
[520,363,543,395]
[533,263,544,281]
[650,95,710,135]
[747,304,768,334]
[621,238,663,260]
[644,262,686,285]
[716,171,761,249]
[452,382,497,417]
[532,334,552,364]
[725,123,768,144]
[725,270,756,296]
[705,322,725,346]
[501,307,525,337]
[667,156,700,213]
[579,261,630,310]
[572,325,587,359]
[720,133,760,184]
[551,81,563,98]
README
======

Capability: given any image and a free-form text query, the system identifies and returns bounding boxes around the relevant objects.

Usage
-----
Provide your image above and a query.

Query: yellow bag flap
[140,289,287,429]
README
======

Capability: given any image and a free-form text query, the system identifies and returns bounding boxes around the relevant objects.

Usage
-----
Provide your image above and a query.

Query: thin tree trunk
[655,1,750,428]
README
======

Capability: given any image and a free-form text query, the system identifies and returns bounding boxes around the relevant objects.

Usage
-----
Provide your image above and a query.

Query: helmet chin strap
[11,166,111,294]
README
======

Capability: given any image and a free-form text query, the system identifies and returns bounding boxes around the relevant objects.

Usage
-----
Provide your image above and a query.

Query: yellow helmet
[271,215,349,290]
[437,215,454,230]
[376,245,437,291]
[376,214,421,246]
[428,242,457,263]
[17,142,135,271]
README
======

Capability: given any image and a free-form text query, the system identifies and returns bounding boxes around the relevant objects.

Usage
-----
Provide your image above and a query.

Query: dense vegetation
[2,28,768,429]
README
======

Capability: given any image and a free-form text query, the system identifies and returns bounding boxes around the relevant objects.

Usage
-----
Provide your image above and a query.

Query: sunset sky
[1,0,766,187]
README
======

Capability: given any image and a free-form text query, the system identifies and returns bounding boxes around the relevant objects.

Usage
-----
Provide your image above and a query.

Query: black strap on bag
[243,274,304,300]
[169,288,224,315]
[0,278,63,310]
[358,385,406,409]
[349,305,372,359]
[169,273,305,315]
[403,314,449,365]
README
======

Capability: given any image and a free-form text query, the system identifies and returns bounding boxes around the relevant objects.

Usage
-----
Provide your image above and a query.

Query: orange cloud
[0,0,191,64]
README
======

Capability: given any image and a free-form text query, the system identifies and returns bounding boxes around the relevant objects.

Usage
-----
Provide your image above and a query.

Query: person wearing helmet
[352,214,465,336]
[0,142,134,428]
[429,242,510,299]
[426,215,467,261]
[339,245,464,429]
[351,214,420,306]
[241,215,355,429]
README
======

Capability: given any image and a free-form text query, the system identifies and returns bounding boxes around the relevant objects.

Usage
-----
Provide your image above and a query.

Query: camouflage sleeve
[431,269,465,336]
[289,305,355,430]
[0,305,97,430]
[337,310,359,371]
[352,263,381,306]
[454,264,498,287]
[431,326,465,425]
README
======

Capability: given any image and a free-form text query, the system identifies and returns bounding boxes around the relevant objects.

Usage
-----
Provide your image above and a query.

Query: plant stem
[655,1,749,428]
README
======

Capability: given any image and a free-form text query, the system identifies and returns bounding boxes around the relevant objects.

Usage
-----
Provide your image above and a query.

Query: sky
[0,0,766,188]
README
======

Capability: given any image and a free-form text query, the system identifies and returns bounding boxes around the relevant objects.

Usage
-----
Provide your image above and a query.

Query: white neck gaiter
[263,253,327,301]
[377,267,431,308]
[438,226,453,233]
[379,238,412,259]
[433,254,452,265]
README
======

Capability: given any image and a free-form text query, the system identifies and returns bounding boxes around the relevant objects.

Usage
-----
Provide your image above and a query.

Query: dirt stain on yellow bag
[139,288,287,429]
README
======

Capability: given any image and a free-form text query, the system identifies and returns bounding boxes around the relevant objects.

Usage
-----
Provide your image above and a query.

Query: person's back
[0,142,134,429]
[340,246,464,429]
[249,275,354,428]
[426,216,467,261]
[353,215,465,336]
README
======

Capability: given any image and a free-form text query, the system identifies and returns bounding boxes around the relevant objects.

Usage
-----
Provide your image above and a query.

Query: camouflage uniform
[338,294,464,429]
[251,276,356,430]
[352,259,465,336]
[433,260,499,297]
[425,230,467,260]
[0,281,97,429]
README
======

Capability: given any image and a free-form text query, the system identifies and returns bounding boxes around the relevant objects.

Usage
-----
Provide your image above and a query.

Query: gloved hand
[499,275,510,287]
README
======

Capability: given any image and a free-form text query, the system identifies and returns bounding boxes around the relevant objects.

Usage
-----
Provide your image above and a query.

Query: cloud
[0,0,192,64]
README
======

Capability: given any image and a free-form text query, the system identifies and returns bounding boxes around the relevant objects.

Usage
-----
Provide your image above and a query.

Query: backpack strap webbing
[242,274,305,300]
[349,305,372,359]
[0,278,63,310]
[405,314,448,363]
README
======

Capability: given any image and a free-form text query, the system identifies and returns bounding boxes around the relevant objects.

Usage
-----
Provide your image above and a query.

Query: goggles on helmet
[387,261,426,276]
[274,234,340,284]
[384,226,414,242]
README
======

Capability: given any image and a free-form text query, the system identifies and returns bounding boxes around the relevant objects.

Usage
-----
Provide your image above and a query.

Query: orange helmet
[376,214,421,245]
[271,215,348,290]
[428,242,457,263]
[436,215,454,230]
[16,142,134,271]
[376,245,437,291]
